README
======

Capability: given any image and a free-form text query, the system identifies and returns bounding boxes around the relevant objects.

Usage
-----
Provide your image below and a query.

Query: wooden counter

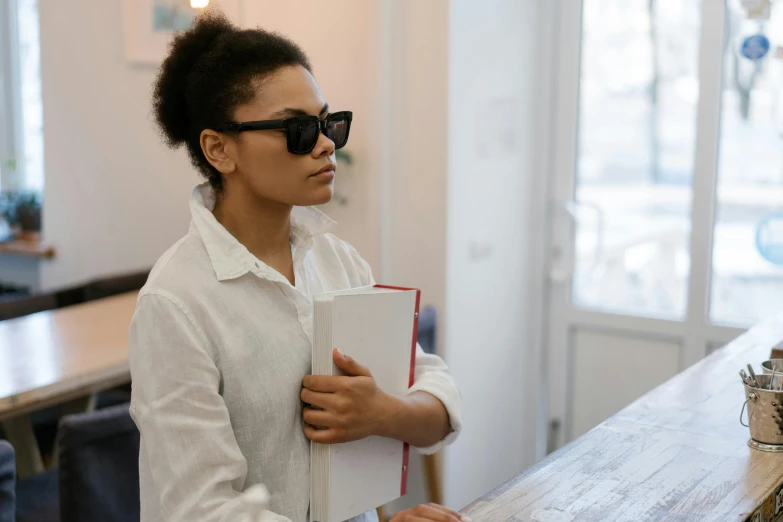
[463,318,783,522]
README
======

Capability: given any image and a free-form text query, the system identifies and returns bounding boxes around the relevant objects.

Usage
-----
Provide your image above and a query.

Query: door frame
[543,0,746,451]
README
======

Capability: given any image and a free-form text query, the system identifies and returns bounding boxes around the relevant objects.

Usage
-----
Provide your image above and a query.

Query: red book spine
[373,284,421,496]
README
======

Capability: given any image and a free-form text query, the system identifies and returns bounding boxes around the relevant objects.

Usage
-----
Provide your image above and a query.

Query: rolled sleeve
[407,344,463,455]
[129,292,292,522]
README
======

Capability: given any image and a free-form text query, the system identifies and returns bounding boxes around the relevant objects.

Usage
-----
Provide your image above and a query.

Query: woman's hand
[389,503,471,522]
[301,348,395,444]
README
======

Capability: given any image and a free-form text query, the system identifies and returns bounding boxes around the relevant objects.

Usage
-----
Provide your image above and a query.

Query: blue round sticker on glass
[756,214,783,265]
[742,34,770,61]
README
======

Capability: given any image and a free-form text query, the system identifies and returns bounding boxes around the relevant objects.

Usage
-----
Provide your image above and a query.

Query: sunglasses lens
[325,115,351,149]
[289,120,319,154]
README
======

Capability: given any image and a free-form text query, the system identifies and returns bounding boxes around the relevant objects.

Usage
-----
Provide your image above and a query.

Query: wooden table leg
[423,452,443,504]
[2,415,44,478]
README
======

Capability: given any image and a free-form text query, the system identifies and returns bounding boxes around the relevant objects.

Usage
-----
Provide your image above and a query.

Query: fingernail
[461,517,472,522]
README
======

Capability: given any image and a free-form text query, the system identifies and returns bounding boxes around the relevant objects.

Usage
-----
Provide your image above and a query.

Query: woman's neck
[212,183,294,265]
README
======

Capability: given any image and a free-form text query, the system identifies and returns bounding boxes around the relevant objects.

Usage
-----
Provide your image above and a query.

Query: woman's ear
[201,129,237,175]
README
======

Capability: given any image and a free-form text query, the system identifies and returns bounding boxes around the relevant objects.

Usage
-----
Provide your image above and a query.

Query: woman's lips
[310,169,335,181]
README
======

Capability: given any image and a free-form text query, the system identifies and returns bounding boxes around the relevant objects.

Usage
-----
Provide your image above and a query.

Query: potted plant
[0,191,42,240]
[14,192,42,239]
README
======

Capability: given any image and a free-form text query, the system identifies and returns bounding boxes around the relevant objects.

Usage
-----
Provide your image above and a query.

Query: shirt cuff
[238,485,293,522]
[406,371,463,455]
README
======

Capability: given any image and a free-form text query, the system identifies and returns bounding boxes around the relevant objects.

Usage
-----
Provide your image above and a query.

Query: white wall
[32,0,380,292]
[382,2,450,509]
[380,0,449,347]
[37,0,195,292]
[443,0,546,509]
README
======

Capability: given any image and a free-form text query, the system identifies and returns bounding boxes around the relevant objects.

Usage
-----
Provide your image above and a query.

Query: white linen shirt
[129,184,462,522]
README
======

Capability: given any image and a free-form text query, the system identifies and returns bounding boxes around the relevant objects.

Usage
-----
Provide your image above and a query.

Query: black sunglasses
[214,111,352,155]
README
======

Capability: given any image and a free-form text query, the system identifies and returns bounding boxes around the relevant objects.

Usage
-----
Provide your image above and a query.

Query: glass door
[711,0,783,326]
[571,0,701,320]
[546,0,771,449]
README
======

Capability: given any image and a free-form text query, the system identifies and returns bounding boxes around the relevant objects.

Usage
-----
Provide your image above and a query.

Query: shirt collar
[189,183,336,282]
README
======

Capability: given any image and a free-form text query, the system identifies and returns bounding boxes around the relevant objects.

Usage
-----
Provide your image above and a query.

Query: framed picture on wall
[122,0,242,64]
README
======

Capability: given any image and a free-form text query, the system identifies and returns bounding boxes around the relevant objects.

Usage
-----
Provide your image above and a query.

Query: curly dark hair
[153,12,312,191]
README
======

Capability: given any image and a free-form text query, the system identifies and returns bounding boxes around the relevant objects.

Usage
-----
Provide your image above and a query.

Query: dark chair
[417,305,437,355]
[82,271,149,302]
[57,403,140,522]
[0,441,14,522]
[6,439,58,522]
[15,468,59,522]
[0,293,58,321]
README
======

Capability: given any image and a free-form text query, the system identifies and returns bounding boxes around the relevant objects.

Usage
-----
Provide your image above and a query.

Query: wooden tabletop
[0,291,137,421]
[463,318,783,522]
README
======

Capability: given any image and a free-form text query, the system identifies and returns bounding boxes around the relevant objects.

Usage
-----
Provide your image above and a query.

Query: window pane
[710,0,783,326]
[17,0,43,192]
[572,0,701,319]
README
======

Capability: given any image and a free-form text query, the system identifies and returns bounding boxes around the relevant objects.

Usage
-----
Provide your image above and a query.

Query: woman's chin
[301,185,334,206]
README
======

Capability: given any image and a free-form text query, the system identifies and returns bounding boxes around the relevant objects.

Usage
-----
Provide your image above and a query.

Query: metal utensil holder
[741,374,783,452]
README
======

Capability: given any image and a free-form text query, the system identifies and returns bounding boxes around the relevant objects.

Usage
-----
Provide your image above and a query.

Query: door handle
[549,200,605,283]
[578,200,604,273]
[550,201,577,283]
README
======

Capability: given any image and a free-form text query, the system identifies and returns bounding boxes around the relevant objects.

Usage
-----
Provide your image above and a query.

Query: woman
[129,12,465,522]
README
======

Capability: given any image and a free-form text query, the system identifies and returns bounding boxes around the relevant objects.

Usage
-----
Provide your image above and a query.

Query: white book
[310,284,421,522]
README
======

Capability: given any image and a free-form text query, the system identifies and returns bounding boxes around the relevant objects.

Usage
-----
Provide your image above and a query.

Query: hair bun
[151,11,311,191]
[153,12,235,146]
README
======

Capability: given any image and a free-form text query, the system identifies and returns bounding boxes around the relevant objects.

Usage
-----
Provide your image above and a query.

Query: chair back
[418,305,437,355]
[58,403,140,522]
[0,440,15,522]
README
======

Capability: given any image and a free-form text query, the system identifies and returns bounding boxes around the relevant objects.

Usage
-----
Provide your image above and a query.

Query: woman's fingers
[302,374,342,392]
[300,388,339,410]
[303,424,346,444]
[332,348,373,377]
[417,503,464,521]
[302,406,334,427]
